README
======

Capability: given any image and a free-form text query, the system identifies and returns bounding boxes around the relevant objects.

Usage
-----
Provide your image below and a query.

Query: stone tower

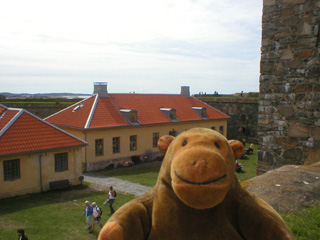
[257,0,320,175]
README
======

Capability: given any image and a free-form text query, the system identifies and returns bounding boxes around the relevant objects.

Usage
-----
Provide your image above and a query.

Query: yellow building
[0,104,87,199]
[46,83,229,171]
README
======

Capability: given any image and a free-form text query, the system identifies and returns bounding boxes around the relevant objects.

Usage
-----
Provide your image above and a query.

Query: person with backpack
[83,200,93,230]
[89,202,103,233]
[108,186,116,214]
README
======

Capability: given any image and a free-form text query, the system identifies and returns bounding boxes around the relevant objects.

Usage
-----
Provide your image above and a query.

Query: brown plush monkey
[99,128,294,240]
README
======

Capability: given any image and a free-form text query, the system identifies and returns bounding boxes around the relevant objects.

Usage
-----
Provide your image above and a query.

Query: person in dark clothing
[17,229,28,240]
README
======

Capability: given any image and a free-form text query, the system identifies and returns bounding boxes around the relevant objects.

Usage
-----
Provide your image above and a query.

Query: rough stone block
[276,137,299,147]
[258,150,275,164]
[280,49,294,60]
[298,22,312,35]
[264,0,276,6]
[280,0,307,4]
[304,148,320,165]
[288,124,310,137]
[277,105,295,117]
[260,61,274,74]
[294,49,313,59]
[283,148,303,164]
[306,65,320,77]
[294,83,313,93]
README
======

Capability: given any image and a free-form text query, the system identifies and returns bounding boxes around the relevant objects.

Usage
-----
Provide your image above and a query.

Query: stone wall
[198,97,259,143]
[258,0,320,174]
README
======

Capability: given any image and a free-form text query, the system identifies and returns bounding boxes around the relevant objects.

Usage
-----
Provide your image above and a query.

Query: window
[211,127,216,130]
[219,126,224,135]
[153,133,159,148]
[3,159,20,181]
[201,108,207,118]
[130,112,137,122]
[95,139,104,156]
[169,110,176,120]
[55,153,68,172]
[113,137,120,154]
[130,135,137,151]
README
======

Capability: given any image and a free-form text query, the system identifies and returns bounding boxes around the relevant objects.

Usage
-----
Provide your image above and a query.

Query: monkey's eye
[215,142,220,149]
[182,140,188,146]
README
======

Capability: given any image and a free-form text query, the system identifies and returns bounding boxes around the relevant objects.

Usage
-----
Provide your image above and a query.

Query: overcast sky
[0,0,262,95]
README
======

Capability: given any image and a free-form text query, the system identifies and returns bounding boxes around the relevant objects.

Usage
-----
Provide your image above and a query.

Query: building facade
[0,104,87,198]
[46,84,229,171]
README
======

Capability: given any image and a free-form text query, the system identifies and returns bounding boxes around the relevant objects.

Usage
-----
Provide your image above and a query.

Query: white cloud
[0,0,262,94]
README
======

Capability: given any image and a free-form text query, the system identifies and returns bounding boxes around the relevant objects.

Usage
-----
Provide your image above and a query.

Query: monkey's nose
[193,160,207,175]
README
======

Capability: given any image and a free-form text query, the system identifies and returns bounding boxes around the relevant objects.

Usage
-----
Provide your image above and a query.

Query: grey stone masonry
[258,0,320,174]
[198,97,258,143]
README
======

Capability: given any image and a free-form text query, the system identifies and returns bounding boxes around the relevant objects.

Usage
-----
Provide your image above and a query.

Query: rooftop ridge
[0,109,24,137]
[85,94,99,129]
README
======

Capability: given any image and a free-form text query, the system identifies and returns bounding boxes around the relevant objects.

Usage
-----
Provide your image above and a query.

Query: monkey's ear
[158,135,175,154]
[228,140,244,160]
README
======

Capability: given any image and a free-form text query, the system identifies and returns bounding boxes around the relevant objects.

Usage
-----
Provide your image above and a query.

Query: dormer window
[130,111,137,122]
[169,110,176,120]
[192,107,208,119]
[120,109,140,125]
[160,108,178,122]
[201,108,207,118]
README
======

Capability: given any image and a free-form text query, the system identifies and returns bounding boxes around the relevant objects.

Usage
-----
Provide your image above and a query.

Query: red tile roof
[0,104,7,115]
[46,94,229,129]
[0,107,87,157]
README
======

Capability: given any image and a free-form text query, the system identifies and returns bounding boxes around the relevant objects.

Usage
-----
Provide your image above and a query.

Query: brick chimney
[181,86,190,97]
[93,82,108,97]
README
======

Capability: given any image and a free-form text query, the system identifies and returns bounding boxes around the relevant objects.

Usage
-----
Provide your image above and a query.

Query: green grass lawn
[103,162,161,187]
[0,185,134,240]
[283,201,320,240]
[103,144,259,186]
[236,143,258,182]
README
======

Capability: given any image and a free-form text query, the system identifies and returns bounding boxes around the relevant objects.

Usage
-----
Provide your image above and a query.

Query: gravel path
[83,174,152,197]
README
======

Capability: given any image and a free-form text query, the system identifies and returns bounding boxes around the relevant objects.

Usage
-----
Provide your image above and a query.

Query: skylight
[73,104,84,112]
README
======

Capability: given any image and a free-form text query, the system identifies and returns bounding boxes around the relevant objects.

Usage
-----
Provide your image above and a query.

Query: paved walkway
[83,174,152,197]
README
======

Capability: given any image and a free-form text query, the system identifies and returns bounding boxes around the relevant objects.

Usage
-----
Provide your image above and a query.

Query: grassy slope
[0,185,134,240]
[283,201,320,240]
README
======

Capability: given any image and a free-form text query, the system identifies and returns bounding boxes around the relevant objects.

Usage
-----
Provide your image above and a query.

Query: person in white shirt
[89,202,102,233]
[108,186,116,214]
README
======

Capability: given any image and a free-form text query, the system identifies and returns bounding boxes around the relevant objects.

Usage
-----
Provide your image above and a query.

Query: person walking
[17,229,28,240]
[108,186,116,214]
[89,202,103,233]
[84,200,93,231]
